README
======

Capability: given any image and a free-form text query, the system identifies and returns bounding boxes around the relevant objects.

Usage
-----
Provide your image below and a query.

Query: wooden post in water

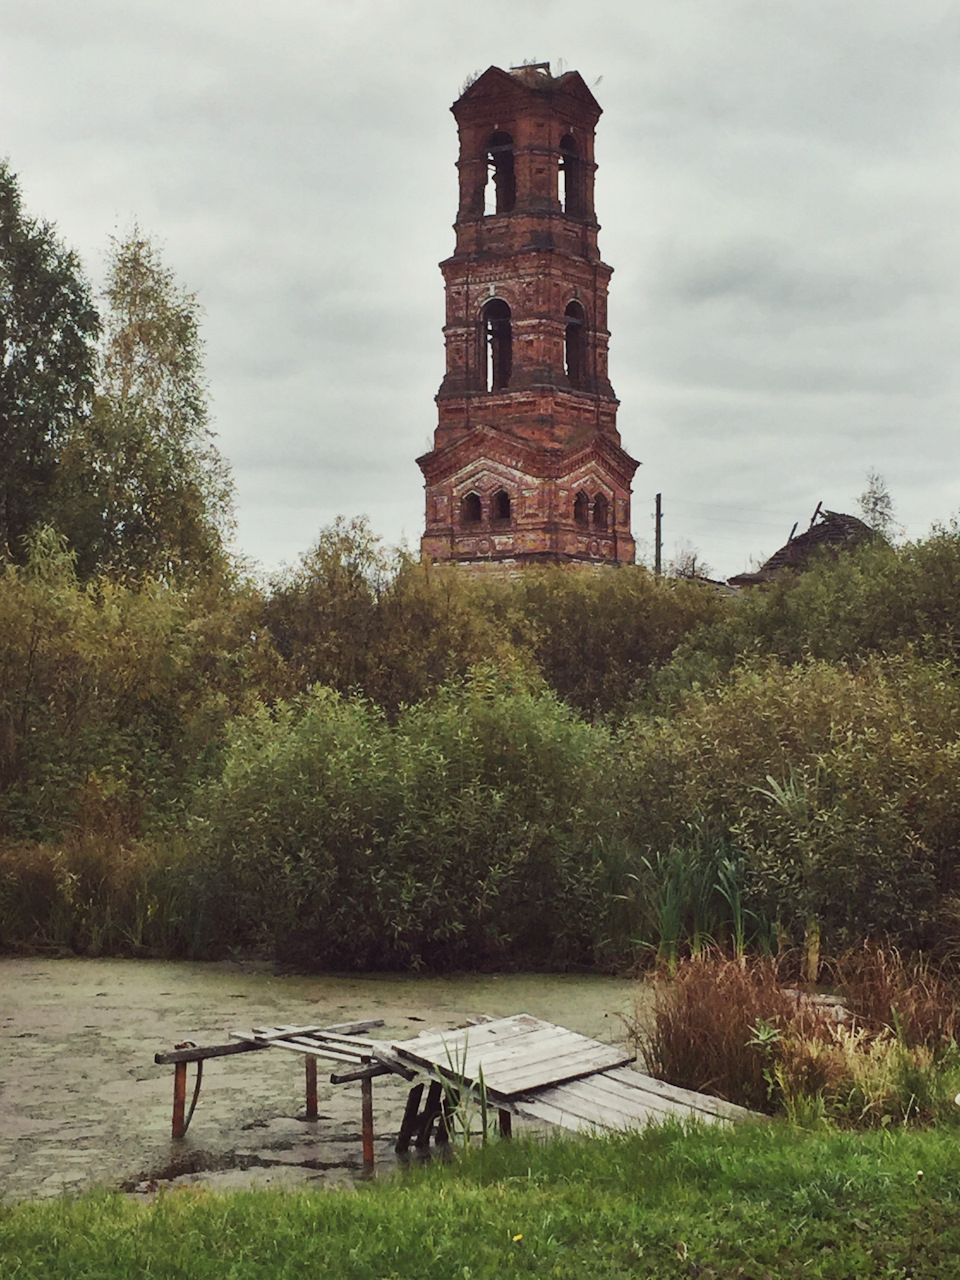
[172,1061,188,1139]
[498,1108,512,1139]
[305,1056,318,1120]
[361,1064,375,1169]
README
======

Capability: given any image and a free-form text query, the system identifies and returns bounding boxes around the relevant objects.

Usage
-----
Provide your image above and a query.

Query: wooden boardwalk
[156,1012,756,1162]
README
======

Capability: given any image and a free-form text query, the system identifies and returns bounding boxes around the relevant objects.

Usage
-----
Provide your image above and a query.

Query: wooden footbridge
[155,1013,754,1166]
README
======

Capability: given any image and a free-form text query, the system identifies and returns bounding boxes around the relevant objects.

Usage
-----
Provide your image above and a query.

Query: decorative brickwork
[418,63,639,567]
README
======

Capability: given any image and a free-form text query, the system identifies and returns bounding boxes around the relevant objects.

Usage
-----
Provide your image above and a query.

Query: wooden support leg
[361,1074,375,1169]
[395,1083,424,1153]
[415,1081,443,1149]
[172,1061,188,1139]
[498,1108,512,1139]
[305,1055,318,1120]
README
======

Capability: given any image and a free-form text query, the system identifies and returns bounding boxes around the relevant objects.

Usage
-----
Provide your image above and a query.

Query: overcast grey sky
[3,0,958,577]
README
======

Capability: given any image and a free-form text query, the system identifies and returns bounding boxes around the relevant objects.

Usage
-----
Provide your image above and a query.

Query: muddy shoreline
[0,957,641,1201]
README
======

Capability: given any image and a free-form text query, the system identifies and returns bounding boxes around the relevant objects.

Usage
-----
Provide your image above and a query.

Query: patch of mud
[0,957,643,1201]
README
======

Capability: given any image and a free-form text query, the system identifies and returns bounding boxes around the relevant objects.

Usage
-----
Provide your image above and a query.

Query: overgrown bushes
[6,518,960,969]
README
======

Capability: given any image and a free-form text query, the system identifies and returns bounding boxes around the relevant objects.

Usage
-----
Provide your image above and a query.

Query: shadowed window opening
[482,299,512,391]
[492,489,511,521]
[559,134,583,217]
[461,492,482,525]
[593,493,609,530]
[574,491,589,526]
[564,300,586,389]
[484,132,516,215]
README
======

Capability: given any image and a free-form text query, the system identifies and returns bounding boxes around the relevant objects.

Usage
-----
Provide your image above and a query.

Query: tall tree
[0,161,100,561]
[857,468,896,541]
[57,231,234,581]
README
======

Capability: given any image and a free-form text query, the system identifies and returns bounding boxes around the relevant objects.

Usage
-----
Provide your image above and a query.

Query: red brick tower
[418,63,638,567]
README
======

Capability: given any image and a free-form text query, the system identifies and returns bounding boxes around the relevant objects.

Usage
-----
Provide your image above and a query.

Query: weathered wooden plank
[274,1034,368,1059]
[599,1067,756,1121]
[393,1014,545,1058]
[525,1076,695,1128]
[247,1027,379,1051]
[412,1024,611,1071]
[392,1015,632,1098]
[515,1067,760,1133]
[249,1020,384,1038]
[243,1037,368,1064]
[446,1032,630,1077]
[515,1094,663,1133]
[158,1020,385,1065]
[516,1075,719,1133]
[414,1042,632,1097]
[471,1044,632,1095]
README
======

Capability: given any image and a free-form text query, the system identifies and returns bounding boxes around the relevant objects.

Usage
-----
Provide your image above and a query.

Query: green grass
[4,1121,960,1278]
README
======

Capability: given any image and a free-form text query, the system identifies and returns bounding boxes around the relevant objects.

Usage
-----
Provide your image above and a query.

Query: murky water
[0,957,643,1201]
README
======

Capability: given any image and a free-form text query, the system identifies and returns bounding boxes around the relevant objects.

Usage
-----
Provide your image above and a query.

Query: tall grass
[631,950,960,1125]
[0,835,211,957]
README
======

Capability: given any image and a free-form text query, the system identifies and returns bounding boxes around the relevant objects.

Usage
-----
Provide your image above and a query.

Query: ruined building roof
[728,506,880,587]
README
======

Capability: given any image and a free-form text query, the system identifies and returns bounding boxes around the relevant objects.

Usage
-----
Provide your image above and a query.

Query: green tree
[0,161,100,561]
[858,468,896,540]
[56,230,233,581]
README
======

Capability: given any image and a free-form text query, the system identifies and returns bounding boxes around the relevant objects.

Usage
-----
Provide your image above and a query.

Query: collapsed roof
[728,504,880,587]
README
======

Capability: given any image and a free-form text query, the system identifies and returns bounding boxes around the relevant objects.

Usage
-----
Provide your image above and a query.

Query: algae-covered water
[0,958,642,1200]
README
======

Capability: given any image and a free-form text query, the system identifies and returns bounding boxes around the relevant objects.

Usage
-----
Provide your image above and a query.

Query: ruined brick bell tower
[418,63,638,566]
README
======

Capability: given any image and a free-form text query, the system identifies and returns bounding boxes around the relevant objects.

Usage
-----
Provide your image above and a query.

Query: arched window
[461,492,482,525]
[559,134,583,217]
[564,300,586,390]
[484,132,516,215]
[574,491,589,526]
[491,489,511,522]
[482,299,512,391]
[593,493,609,530]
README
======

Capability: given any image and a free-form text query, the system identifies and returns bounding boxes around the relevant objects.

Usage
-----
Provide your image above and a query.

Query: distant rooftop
[728,504,880,587]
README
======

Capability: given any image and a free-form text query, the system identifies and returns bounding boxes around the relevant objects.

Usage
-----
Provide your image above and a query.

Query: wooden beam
[156,1041,268,1066]
[361,1074,375,1169]
[172,1061,187,1139]
[305,1056,318,1121]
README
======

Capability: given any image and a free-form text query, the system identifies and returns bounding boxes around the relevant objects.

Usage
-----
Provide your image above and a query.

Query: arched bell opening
[564,300,586,390]
[484,132,516,215]
[481,299,512,391]
[559,133,584,218]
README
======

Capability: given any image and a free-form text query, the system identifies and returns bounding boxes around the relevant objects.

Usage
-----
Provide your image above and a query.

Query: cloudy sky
[3,0,958,578]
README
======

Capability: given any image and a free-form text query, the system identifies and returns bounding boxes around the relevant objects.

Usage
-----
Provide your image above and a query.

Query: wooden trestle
[156,1013,756,1167]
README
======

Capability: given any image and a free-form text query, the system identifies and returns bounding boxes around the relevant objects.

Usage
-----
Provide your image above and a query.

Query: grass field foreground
[3,1120,960,1279]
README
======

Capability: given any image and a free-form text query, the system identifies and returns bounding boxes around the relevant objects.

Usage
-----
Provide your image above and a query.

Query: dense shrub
[620,653,960,955]
[479,564,725,715]
[192,665,628,969]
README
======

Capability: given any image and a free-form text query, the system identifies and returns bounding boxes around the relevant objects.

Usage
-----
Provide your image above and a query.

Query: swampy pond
[0,957,642,1201]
